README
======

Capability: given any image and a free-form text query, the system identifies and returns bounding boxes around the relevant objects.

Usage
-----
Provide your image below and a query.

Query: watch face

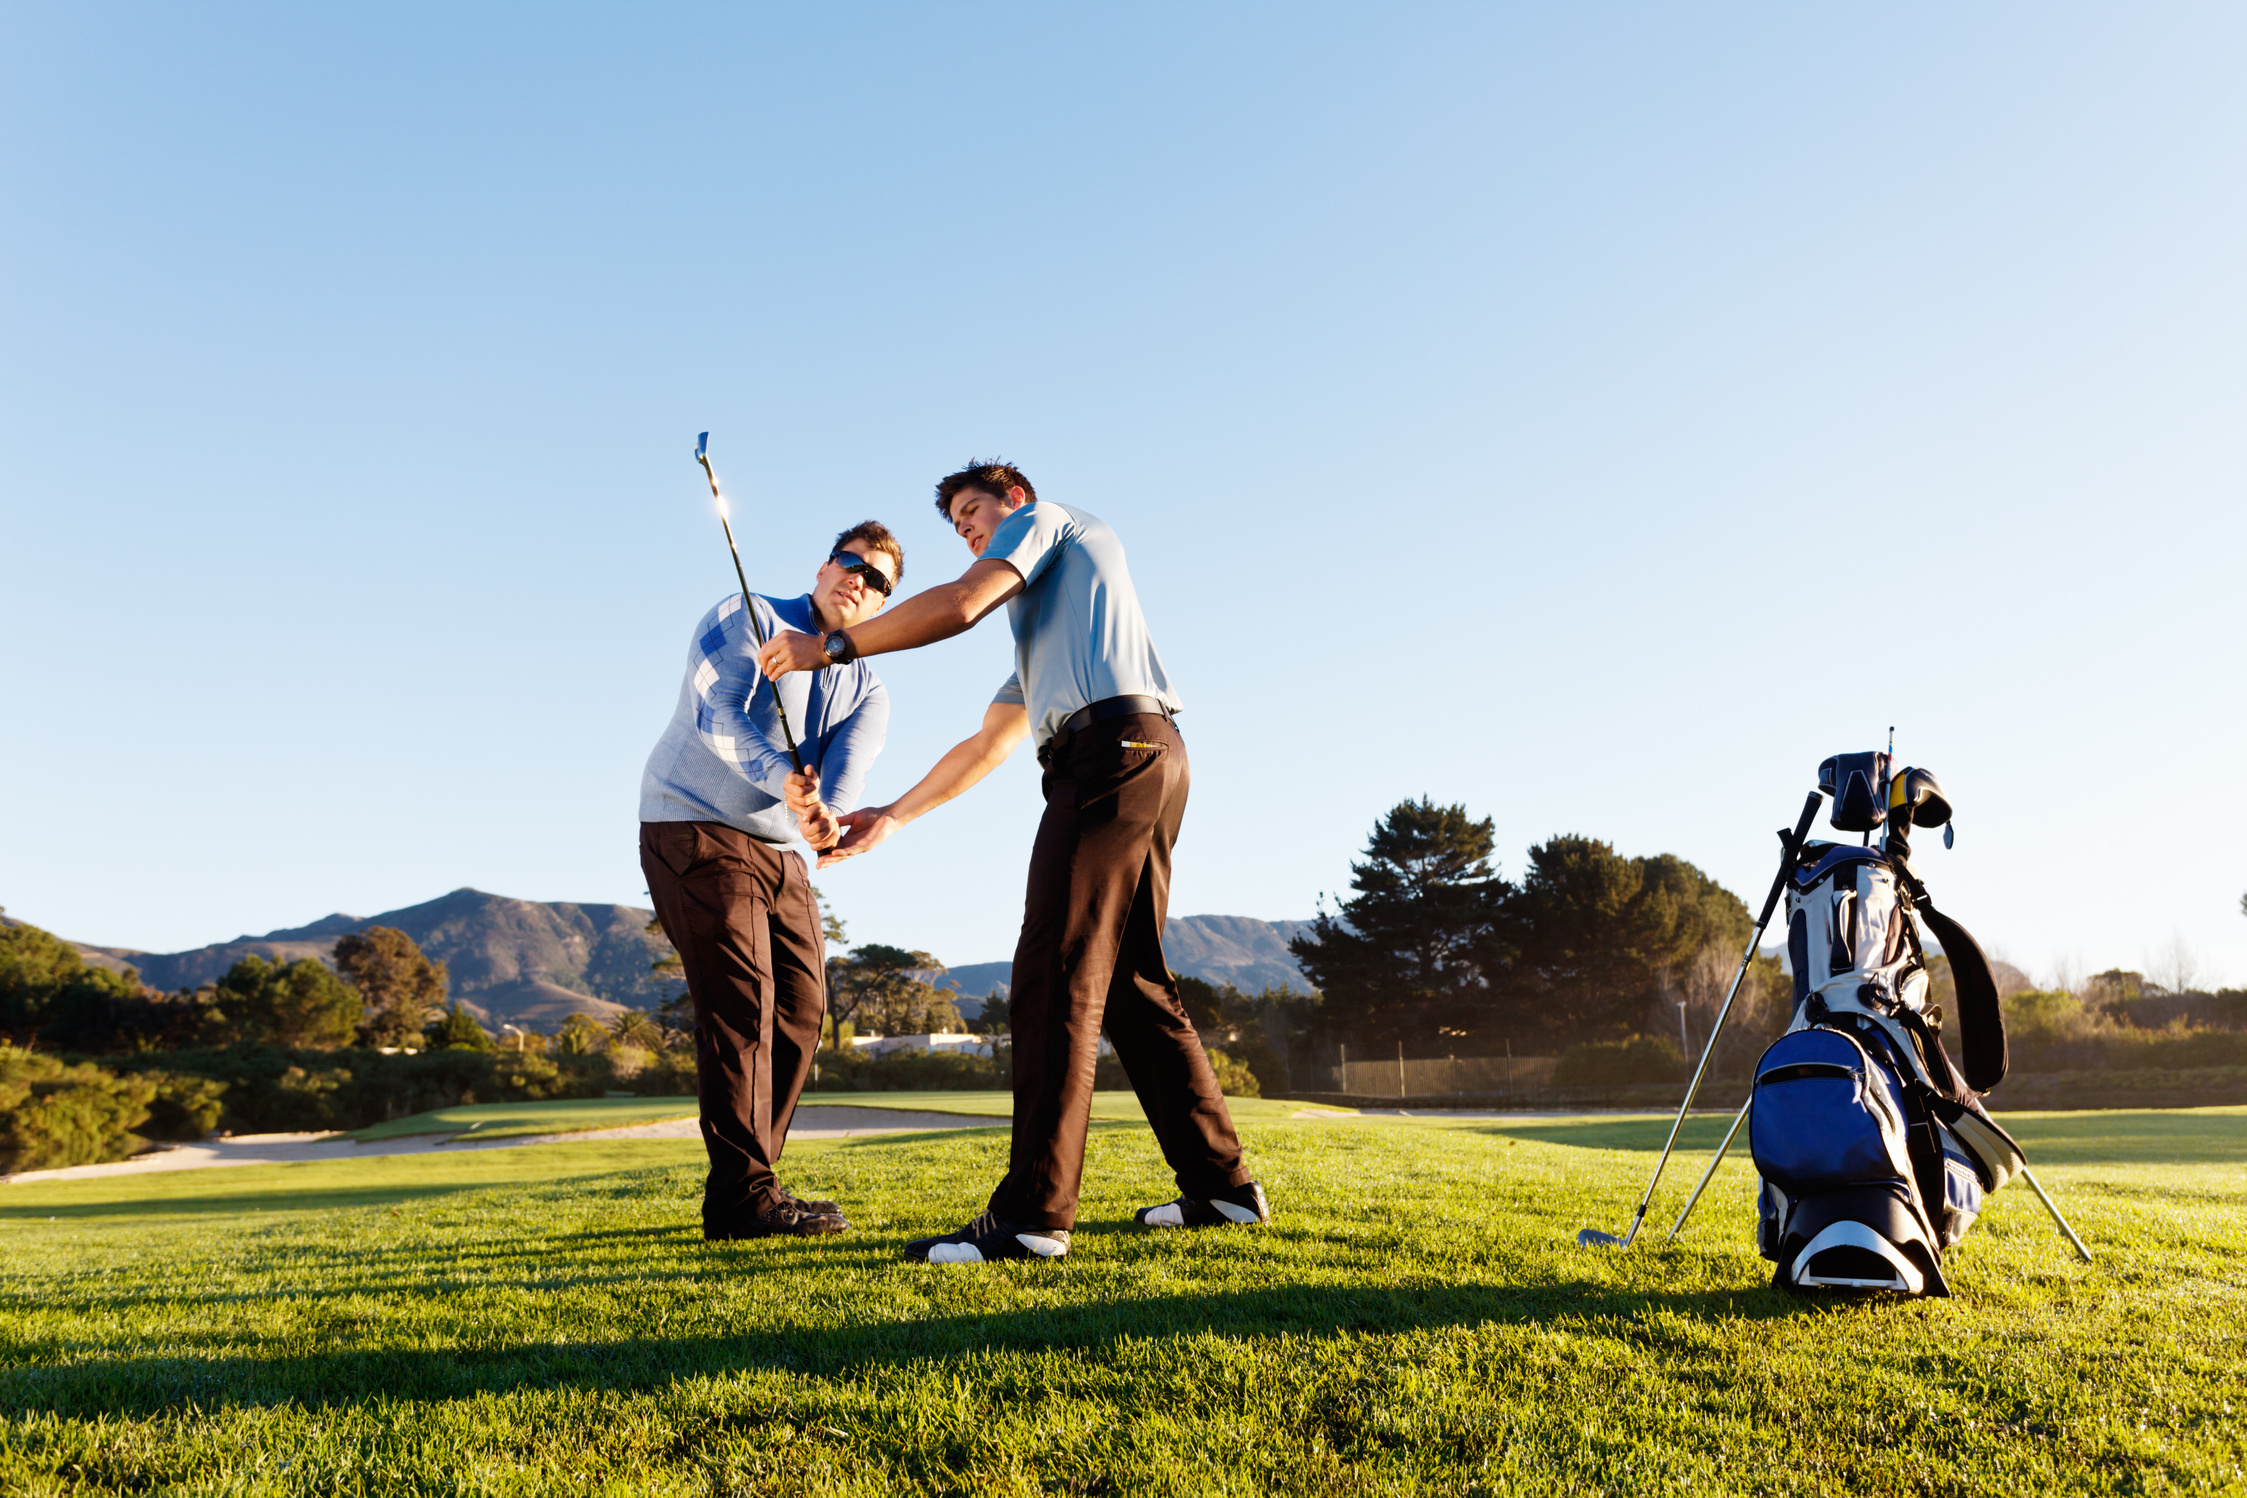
[825,633,847,662]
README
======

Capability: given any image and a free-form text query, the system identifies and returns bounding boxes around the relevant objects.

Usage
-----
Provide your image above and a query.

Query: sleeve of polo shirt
[992,672,1025,707]
[814,671,888,817]
[690,595,797,800]
[978,502,1075,588]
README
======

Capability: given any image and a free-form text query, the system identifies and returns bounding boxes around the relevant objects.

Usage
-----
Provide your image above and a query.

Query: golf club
[695,431,804,776]
[1663,1094,1752,1243]
[2019,1165,2095,1263]
[1577,789,1823,1250]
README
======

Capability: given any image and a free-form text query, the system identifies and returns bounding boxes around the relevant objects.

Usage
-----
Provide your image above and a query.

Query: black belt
[1043,694,1173,758]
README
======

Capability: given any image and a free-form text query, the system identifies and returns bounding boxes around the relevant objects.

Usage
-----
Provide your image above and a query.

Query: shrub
[1205,1048,1261,1097]
[1551,1035,1687,1087]
[1086,1046,1261,1097]
[426,1003,494,1052]
[811,1046,1008,1092]
[0,1046,158,1172]
[103,1045,623,1133]
[138,1072,228,1140]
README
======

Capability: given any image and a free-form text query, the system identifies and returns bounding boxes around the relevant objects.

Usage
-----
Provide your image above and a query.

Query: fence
[1332,1051,1559,1100]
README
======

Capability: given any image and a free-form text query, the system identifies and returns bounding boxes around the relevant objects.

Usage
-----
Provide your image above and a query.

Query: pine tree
[1288,798,1513,1047]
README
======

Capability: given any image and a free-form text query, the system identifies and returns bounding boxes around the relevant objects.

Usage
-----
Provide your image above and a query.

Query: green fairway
[350,1096,703,1141]
[2,1109,2242,1494]
[801,1090,1334,1123]
[349,1089,1332,1143]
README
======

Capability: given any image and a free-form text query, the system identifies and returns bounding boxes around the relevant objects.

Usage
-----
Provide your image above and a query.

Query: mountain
[1162,914,1318,994]
[48,900,1316,1033]
[59,889,680,1031]
[930,914,1315,1021]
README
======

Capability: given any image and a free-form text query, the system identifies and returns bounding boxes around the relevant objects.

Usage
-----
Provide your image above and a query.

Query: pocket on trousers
[1070,741,1162,819]
[646,822,702,879]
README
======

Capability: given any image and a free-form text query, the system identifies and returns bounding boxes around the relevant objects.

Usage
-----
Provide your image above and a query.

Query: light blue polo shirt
[980,500,1183,749]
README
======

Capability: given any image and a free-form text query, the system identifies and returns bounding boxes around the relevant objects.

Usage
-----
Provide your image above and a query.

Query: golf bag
[1750,752,2026,1296]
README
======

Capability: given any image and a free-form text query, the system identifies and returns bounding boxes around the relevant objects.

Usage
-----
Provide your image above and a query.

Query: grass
[349,1098,703,1142]
[801,1091,1332,1123]
[348,1091,1333,1143]
[2,1100,2243,1494]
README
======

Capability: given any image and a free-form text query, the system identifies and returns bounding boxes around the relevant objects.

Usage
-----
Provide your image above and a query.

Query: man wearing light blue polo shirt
[755,460,1268,1265]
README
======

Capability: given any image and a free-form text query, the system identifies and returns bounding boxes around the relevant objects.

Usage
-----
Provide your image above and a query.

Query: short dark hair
[934,459,1037,520]
[832,520,903,586]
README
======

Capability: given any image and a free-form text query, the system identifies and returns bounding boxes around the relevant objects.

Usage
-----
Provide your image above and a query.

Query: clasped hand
[786,773,899,865]
[784,770,839,850]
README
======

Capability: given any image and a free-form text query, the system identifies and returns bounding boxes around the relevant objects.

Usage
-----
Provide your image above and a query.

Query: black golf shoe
[705,1199,849,1241]
[1134,1180,1271,1228]
[903,1210,1070,1264]
[782,1187,841,1215]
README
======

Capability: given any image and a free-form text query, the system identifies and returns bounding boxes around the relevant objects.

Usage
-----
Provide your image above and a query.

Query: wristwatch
[821,630,857,666]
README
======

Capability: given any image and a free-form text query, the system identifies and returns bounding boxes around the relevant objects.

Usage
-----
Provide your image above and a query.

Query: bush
[426,1003,494,1052]
[138,1072,228,1140]
[810,1047,1008,1092]
[1206,1048,1261,1097]
[103,1045,638,1134]
[0,1046,157,1172]
[1089,1046,1262,1097]
[1551,1035,1687,1087]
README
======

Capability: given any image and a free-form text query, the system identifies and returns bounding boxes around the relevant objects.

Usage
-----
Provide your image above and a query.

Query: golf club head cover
[1819,752,1892,833]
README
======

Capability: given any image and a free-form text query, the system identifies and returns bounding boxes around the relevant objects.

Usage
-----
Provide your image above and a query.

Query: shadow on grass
[0,1179,550,1221]
[0,1277,1837,1418]
[1483,1107,2247,1165]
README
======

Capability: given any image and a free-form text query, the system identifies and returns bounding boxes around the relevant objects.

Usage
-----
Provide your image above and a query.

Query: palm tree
[556,1013,605,1055]
[609,1009,663,1050]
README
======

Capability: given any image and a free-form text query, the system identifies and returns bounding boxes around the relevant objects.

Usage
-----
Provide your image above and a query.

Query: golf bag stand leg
[1664,1096,1752,1243]
[2019,1165,2094,1263]
[1579,791,1821,1250]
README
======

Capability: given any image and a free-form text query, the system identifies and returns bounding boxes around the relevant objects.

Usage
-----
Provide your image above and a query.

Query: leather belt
[1043,694,1173,758]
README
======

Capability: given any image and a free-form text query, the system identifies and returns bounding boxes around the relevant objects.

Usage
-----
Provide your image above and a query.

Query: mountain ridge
[48,898,1316,1031]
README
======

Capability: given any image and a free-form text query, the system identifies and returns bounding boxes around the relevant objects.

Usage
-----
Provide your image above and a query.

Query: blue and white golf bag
[1750,752,2025,1297]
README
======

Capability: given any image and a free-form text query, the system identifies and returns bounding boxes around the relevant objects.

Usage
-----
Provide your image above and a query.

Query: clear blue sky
[4,4,2242,991]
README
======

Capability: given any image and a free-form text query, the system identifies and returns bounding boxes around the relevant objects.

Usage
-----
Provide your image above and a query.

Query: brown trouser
[639,821,825,1225]
[988,712,1250,1230]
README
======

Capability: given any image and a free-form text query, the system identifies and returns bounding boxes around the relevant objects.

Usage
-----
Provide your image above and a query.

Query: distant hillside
[1164,914,1317,994]
[932,914,1315,1021]
[58,889,681,1031]
[45,901,1317,1032]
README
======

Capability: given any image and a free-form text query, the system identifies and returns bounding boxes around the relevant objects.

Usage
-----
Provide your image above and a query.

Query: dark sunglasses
[828,550,894,596]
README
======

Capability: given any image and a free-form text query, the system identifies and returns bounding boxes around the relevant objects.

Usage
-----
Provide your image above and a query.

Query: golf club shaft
[2018,1165,2094,1263]
[1664,1095,1752,1243]
[1611,791,1821,1247]
[698,453,805,775]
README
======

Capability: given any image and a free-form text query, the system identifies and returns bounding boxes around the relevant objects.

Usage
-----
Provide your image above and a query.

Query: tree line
[1288,798,1770,1048]
[1149,798,1788,1093]
[0,917,472,1053]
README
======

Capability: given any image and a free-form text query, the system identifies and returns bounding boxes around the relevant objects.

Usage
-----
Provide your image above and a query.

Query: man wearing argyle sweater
[638,521,900,1240]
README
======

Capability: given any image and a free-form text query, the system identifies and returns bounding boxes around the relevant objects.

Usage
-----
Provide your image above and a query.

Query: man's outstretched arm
[757,559,1022,680]
[816,700,1031,867]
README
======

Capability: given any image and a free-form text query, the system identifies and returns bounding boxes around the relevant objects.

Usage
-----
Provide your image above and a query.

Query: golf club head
[1577,1227,1626,1249]
[695,431,710,463]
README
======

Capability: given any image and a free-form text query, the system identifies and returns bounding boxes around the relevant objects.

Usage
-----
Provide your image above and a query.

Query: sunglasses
[827,550,894,596]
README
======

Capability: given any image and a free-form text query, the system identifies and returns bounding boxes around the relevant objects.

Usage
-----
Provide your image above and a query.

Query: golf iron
[695,431,804,775]
[1576,789,1823,1250]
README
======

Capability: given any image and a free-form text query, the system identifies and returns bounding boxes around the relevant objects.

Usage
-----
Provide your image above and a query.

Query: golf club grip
[1755,792,1823,928]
